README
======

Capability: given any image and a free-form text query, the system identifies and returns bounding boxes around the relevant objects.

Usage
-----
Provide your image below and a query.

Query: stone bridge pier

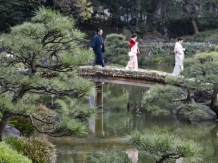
[96,82,104,108]
[89,82,104,109]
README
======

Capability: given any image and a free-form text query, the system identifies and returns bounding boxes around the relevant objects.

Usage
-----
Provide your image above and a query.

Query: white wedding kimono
[126,39,138,70]
[172,42,184,75]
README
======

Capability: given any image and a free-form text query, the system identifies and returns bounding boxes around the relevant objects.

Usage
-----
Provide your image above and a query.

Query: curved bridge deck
[78,66,171,87]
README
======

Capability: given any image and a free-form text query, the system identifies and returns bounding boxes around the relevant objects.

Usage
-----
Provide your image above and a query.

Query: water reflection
[48,83,218,163]
[142,64,173,73]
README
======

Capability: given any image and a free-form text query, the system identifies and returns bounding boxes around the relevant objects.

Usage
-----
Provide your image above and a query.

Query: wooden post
[96,82,103,108]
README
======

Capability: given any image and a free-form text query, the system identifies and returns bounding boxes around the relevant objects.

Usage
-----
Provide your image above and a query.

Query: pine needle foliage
[143,85,184,116]
[0,7,97,141]
[127,130,203,163]
[182,52,218,88]
[143,51,218,119]
[104,34,129,66]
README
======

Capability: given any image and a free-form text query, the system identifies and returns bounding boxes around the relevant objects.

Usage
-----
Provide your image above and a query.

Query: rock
[3,125,20,138]
[188,106,217,121]
[172,105,217,121]
[126,149,138,163]
[176,157,183,163]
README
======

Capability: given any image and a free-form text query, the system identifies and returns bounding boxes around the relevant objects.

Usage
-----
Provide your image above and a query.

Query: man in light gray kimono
[172,37,185,75]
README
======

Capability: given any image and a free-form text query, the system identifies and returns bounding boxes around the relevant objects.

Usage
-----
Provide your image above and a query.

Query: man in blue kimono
[89,28,105,67]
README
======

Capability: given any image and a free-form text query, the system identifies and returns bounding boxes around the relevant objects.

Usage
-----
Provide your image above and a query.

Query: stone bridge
[77,66,171,87]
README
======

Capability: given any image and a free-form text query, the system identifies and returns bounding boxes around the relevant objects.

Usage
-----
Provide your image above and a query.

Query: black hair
[177,37,183,41]
[97,28,102,33]
[131,33,137,38]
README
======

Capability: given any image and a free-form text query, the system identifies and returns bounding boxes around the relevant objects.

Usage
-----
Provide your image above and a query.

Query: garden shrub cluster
[104,33,129,66]
[4,137,56,163]
[0,142,32,163]
[8,117,35,137]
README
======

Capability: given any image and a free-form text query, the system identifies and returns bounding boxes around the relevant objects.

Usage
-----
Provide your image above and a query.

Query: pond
[141,64,174,73]
[48,79,218,163]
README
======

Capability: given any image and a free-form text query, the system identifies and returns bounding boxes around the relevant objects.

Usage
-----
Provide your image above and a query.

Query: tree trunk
[191,18,199,35]
[146,0,163,26]
[127,8,129,23]
[0,112,11,141]
[136,12,139,27]
[12,86,29,102]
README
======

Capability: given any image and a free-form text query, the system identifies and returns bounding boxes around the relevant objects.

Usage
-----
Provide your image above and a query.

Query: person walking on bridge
[89,28,105,67]
[172,37,185,75]
[125,33,140,70]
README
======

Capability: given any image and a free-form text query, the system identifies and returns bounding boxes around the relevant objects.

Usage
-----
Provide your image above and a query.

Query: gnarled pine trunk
[0,112,11,141]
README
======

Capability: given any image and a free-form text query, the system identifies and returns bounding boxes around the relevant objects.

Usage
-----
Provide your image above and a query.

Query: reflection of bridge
[78,66,170,108]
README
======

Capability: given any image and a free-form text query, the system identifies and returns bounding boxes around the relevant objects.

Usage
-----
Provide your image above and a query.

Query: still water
[48,66,218,163]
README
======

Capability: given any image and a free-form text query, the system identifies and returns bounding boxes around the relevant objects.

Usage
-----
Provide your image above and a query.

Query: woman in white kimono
[125,34,140,70]
[172,37,185,75]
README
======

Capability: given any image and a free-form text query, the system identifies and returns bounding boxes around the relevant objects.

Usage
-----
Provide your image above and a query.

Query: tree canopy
[1,0,218,37]
[56,0,93,21]
[128,130,202,163]
[0,7,96,141]
[143,51,218,121]
[104,33,129,66]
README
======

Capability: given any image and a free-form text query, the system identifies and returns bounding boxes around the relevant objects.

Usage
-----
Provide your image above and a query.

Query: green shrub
[184,45,202,55]
[8,117,35,137]
[150,46,166,55]
[4,137,56,163]
[104,34,129,66]
[0,142,32,163]
[128,130,202,163]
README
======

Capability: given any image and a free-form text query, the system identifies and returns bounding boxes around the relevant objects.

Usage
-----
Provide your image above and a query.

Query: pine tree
[143,51,218,121]
[128,130,202,163]
[104,34,129,66]
[0,7,96,141]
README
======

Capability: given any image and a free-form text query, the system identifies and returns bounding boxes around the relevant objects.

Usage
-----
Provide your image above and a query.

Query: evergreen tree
[0,0,36,32]
[143,51,218,120]
[128,130,202,163]
[104,33,129,66]
[56,0,93,21]
[0,7,96,141]
[166,0,218,35]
